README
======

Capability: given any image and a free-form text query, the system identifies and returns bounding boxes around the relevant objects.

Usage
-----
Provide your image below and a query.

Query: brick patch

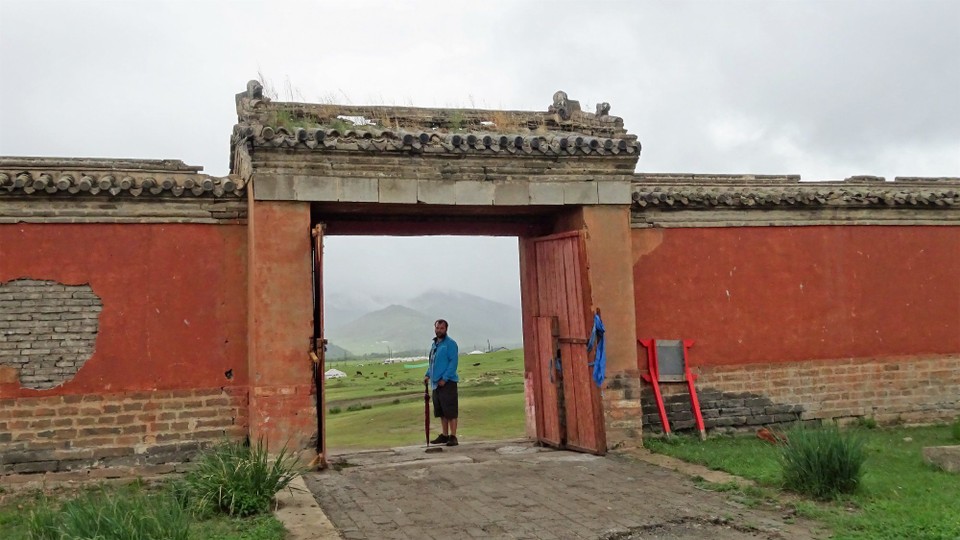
[0,387,248,478]
[0,279,102,389]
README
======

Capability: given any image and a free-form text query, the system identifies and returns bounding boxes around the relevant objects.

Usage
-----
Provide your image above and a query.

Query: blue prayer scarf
[586,312,606,387]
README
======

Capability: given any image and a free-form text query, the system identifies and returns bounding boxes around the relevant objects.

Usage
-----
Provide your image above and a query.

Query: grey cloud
[2,0,957,308]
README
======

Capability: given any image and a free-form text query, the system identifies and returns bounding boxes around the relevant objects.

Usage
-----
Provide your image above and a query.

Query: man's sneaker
[430,434,449,445]
[446,435,459,447]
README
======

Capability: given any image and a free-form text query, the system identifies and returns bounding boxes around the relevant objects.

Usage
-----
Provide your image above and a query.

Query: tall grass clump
[28,488,189,540]
[951,418,960,442]
[184,439,302,517]
[779,424,866,499]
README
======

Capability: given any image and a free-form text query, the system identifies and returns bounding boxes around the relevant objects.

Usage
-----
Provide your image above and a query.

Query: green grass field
[0,486,286,540]
[645,425,960,539]
[324,349,527,450]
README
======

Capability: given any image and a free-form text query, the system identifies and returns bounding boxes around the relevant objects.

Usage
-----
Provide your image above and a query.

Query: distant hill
[327,304,435,356]
[323,342,352,361]
[408,289,522,352]
[325,289,523,357]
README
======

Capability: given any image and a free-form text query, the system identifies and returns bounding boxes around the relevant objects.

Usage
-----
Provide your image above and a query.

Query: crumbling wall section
[0,279,102,389]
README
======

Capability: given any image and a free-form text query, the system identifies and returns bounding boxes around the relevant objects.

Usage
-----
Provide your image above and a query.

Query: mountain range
[324,289,522,357]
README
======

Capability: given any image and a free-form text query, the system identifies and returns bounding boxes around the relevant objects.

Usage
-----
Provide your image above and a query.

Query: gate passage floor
[302,440,822,540]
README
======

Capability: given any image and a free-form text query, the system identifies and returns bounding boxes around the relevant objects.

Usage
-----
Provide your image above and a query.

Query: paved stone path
[303,440,822,540]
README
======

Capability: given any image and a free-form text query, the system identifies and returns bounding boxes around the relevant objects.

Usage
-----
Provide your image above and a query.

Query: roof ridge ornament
[236,79,271,122]
[548,90,618,127]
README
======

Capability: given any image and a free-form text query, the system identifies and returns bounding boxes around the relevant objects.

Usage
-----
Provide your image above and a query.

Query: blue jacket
[426,336,459,390]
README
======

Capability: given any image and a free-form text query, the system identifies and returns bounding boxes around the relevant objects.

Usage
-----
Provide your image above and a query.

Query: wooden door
[533,316,562,447]
[532,231,606,454]
[311,224,328,468]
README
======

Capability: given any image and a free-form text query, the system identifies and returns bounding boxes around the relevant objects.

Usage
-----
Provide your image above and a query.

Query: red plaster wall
[633,226,960,366]
[0,224,248,397]
[246,201,315,452]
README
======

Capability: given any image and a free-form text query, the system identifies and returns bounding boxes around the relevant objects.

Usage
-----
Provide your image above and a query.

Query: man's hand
[437,379,445,387]
[423,376,430,384]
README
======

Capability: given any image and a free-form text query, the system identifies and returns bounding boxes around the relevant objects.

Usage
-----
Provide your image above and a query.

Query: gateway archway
[235,82,641,465]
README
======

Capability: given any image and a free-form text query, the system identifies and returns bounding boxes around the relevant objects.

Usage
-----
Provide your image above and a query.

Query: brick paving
[303,441,821,540]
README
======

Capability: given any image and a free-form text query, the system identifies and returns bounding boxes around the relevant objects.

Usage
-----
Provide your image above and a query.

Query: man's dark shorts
[432,382,458,419]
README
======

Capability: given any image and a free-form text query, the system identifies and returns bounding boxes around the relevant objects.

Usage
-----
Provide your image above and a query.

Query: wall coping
[632,174,959,227]
[0,157,245,199]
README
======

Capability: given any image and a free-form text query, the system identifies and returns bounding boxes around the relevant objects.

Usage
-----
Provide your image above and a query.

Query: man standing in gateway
[424,319,460,446]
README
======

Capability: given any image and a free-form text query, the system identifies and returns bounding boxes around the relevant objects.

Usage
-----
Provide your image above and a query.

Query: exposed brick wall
[0,387,248,478]
[0,279,102,389]
[602,370,644,449]
[639,355,960,434]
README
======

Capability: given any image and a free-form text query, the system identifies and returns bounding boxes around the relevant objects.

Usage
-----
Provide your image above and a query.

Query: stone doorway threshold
[280,439,824,540]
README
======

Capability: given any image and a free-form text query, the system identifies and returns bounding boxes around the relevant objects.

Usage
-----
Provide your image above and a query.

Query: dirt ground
[303,440,824,540]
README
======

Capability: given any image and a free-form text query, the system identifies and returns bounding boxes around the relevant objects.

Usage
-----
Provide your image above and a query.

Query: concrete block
[252,175,296,201]
[293,176,338,201]
[923,446,960,473]
[339,177,379,202]
[529,182,564,205]
[563,182,600,205]
[379,177,417,204]
[418,180,456,205]
[455,181,494,205]
[494,181,530,205]
[598,181,631,204]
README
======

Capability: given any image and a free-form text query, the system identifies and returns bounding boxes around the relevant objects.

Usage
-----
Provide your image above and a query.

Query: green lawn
[645,425,960,540]
[325,349,527,450]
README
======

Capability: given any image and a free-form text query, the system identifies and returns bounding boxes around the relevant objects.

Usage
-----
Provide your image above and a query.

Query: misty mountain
[327,304,435,356]
[324,342,352,361]
[325,289,522,357]
[324,290,391,331]
[408,289,522,351]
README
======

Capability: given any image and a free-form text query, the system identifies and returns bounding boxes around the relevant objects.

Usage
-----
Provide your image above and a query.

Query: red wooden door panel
[532,231,606,455]
[533,316,562,447]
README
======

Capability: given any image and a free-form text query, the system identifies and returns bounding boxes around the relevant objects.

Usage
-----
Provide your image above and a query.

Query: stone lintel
[455,181,495,205]
[254,175,630,207]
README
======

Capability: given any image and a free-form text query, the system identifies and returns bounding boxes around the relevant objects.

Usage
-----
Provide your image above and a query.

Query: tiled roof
[0,157,244,198]
[232,81,640,160]
[234,124,640,157]
[631,174,959,209]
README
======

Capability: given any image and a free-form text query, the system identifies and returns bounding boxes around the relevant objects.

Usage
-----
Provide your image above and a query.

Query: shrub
[329,406,342,414]
[184,439,302,517]
[780,424,866,499]
[28,488,189,540]
[347,403,366,412]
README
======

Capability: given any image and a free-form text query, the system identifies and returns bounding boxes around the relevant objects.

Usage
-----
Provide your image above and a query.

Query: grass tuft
[183,439,303,517]
[952,418,960,442]
[780,424,866,500]
[27,487,189,540]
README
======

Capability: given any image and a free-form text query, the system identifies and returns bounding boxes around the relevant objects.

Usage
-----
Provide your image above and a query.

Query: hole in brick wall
[0,279,103,390]
[224,368,233,380]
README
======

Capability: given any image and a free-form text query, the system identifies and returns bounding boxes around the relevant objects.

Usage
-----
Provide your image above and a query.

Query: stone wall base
[0,387,248,481]
[639,355,960,434]
[602,369,645,450]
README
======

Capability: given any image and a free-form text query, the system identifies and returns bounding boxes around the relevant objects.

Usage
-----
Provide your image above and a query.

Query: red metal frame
[638,339,706,440]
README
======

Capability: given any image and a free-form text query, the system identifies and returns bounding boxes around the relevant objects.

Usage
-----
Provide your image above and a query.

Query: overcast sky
[2,1,958,309]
